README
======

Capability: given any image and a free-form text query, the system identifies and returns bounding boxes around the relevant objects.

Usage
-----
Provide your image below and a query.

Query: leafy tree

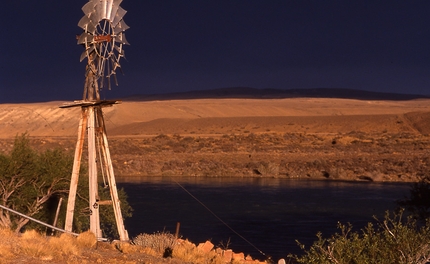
[0,134,132,239]
[292,210,430,264]
[0,134,70,232]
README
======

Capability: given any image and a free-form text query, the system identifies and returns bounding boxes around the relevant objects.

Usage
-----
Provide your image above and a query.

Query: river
[117,177,411,261]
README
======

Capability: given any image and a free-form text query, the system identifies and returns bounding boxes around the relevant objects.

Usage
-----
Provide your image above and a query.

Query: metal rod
[51,197,63,236]
[0,204,79,236]
[175,222,181,239]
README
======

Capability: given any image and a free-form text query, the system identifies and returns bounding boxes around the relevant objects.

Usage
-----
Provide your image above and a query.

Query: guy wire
[171,178,267,257]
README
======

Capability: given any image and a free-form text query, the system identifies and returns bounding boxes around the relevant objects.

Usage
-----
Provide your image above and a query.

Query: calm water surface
[117,177,411,260]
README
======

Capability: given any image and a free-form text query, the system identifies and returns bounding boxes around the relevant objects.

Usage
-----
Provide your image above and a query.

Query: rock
[197,240,214,253]
[233,252,245,261]
[223,249,233,262]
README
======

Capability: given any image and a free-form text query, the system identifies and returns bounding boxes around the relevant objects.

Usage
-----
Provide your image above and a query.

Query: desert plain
[0,97,429,182]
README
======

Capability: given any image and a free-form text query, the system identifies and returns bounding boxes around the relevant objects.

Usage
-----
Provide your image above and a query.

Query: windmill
[61,0,130,241]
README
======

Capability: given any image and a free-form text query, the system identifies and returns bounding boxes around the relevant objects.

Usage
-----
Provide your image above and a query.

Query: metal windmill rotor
[77,0,130,92]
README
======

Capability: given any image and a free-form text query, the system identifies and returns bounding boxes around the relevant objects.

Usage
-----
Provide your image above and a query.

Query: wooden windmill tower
[61,0,130,241]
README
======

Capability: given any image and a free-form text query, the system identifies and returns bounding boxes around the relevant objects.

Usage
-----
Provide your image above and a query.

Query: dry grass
[19,230,55,260]
[11,229,87,262]
[76,230,97,248]
[0,228,180,264]
[0,228,248,263]
[0,228,19,262]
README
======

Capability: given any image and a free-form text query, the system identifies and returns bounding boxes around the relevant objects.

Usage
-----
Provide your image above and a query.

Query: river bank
[0,129,428,183]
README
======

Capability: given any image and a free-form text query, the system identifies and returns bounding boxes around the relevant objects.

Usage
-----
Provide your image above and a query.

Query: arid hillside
[1,98,430,137]
[0,97,429,182]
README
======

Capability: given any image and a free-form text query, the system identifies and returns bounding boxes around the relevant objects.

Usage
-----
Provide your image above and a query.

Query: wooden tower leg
[88,106,101,239]
[65,108,88,232]
[96,107,129,241]
[63,103,127,240]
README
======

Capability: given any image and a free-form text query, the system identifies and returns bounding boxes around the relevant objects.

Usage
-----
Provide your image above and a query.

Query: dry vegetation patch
[0,229,184,264]
[0,228,267,264]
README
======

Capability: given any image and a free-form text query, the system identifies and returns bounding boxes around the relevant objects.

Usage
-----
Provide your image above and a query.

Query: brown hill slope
[1,98,430,138]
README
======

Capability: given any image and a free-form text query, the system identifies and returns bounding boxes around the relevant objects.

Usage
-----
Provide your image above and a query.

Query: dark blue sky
[1,1,430,102]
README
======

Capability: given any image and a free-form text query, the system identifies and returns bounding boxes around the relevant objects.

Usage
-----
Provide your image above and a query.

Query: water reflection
[117,175,404,188]
[117,177,411,260]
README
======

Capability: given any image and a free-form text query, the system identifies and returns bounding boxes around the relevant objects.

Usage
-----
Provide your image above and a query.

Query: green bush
[293,210,430,264]
[0,134,71,232]
[0,134,132,239]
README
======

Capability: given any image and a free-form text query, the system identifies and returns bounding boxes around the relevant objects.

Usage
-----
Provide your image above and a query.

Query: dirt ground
[1,97,430,182]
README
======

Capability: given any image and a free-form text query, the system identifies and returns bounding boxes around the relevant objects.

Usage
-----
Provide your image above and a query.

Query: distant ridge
[123,87,429,101]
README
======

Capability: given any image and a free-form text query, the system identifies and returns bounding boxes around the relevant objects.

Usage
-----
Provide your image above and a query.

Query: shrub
[133,232,224,263]
[133,231,176,256]
[398,177,430,221]
[256,162,279,176]
[293,210,430,264]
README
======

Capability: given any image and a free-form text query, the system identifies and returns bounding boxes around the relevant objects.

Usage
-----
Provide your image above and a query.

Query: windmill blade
[95,0,111,21]
[78,33,94,45]
[81,45,96,62]
[104,0,115,20]
[77,33,87,45]
[113,20,129,35]
[115,32,129,45]
[80,50,88,62]
[112,7,127,27]
[108,0,122,21]
[78,15,91,30]
[82,0,97,16]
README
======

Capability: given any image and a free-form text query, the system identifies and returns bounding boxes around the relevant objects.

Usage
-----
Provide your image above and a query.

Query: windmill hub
[94,35,113,43]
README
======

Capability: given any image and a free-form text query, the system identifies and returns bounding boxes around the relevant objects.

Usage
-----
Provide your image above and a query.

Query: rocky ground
[1,129,428,183]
